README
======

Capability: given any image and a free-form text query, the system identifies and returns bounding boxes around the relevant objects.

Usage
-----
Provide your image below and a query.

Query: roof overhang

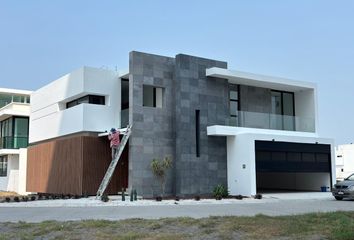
[0,149,20,156]
[207,125,318,138]
[206,67,316,92]
[0,103,30,121]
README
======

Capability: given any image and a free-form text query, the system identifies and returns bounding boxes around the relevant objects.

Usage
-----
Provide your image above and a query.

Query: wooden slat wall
[82,137,128,195]
[27,137,83,195]
[27,134,129,195]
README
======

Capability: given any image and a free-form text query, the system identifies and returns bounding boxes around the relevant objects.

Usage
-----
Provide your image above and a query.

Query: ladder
[96,124,132,199]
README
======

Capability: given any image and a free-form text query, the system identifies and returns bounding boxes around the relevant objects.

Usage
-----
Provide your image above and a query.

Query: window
[66,95,105,109]
[0,156,7,177]
[0,94,13,108]
[195,110,200,157]
[13,117,29,148]
[143,85,163,108]
[229,84,239,126]
[271,90,295,131]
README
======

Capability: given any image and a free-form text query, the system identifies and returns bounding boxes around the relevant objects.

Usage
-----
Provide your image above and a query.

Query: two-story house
[27,51,335,197]
[0,88,31,194]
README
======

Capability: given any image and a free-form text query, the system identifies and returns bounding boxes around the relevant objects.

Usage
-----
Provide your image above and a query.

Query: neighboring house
[335,144,354,181]
[0,88,31,194]
[27,51,335,197]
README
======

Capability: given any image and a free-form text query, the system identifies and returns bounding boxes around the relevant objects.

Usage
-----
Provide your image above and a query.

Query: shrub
[151,156,172,198]
[14,196,20,202]
[101,195,109,202]
[30,196,36,201]
[213,184,229,200]
[194,195,201,201]
[175,196,180,201]
[156,196,162,202]
[254,194,262,199]
[235,195,243,200]
[5,197,11,203]
[22,196,28,202]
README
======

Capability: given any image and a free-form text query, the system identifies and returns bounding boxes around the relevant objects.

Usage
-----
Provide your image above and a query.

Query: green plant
[213,184,229,200]
[101,194,109,202]
[150,156,172,198]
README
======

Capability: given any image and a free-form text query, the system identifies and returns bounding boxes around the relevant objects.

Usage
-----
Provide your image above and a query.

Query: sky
[0,1,353,145]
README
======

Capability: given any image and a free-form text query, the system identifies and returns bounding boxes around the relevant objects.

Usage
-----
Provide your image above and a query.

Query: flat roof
[0,87,32,95]
[206,67,316,92]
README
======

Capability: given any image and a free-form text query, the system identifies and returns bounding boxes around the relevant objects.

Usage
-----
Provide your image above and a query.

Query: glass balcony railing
[0,136,29,149]
[229,111,315,133]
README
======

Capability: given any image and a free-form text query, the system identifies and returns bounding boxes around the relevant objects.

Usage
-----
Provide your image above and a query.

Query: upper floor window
[271,90,295,131]
[66,95,105,109]
[143,85,163,108]
[229,84,239,126]
[0,94,30,109]
[0,156,7,177]
[0,117,29,149]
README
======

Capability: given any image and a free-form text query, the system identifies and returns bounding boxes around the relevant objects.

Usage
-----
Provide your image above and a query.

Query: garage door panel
[256,161,330,173]
[255,141,331,173]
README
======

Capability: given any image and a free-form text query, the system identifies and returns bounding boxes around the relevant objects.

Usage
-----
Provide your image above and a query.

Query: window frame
[143,85,164,108]
[229,84,240,126]
[271,90,295,130]
[66,95,106,109]
[0,156,7,177]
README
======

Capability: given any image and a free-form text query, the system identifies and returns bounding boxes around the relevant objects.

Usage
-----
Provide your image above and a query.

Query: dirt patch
[0,191,19,198]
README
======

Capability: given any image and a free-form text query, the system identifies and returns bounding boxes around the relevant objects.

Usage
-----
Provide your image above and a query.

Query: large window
[143,85,163,108]
[0,94,30,109]
[271,90,295,131]
[229,84,239,126]
[66,95,105,109]
[13,117,29,148]
[0,117,29,149]
[0,156,7,177]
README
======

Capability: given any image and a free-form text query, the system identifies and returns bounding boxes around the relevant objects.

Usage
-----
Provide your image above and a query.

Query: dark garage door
[255,141,332,191]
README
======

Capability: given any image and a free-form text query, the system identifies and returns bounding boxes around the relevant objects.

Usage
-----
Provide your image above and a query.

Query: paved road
[0,199,354,222]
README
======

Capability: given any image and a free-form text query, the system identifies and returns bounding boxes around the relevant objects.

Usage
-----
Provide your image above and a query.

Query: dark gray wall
[129,51,229,197]
[239,85,272,129]
[129,51,176,197]
[174,54,228,196]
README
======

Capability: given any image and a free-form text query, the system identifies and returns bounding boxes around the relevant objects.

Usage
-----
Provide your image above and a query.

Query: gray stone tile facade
[129,51,228,197]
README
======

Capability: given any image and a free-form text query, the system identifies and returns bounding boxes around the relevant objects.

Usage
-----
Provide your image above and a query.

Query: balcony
[0,137,29,149]
[230,111,315,133]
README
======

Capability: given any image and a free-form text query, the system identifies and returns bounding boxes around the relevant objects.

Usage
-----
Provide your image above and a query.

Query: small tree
[150,156,172,197]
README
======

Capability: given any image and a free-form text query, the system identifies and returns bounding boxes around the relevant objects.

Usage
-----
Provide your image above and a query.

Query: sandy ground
[0,191,19,197]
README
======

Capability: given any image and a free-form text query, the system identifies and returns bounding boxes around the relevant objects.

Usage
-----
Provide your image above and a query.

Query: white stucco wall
[29,67,121,143]
[18,148,29,195]
[294,89,317,133]
[335,144,354,180]
[209,126,335,196]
